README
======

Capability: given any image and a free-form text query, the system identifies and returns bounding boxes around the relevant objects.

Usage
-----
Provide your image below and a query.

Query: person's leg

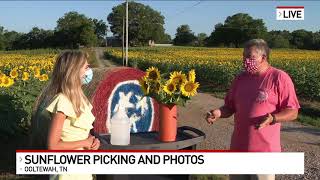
[250,174,275,180]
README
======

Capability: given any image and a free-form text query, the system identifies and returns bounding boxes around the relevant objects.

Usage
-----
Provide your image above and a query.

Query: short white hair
[244,39,270,60]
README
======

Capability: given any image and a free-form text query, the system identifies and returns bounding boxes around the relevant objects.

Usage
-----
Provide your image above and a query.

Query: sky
[0,0,319,37]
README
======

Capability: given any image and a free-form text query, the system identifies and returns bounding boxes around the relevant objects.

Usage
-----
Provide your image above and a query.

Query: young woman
[45,50,100,180]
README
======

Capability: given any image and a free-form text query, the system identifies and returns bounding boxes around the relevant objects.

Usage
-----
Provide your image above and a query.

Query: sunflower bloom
[0,77,3,87]
[10,69,19,79]
[28,66,33,71]
[150,80,161,94]
[0,72,5,79]
[163,81,177,95]
[2,76,14,88]
[188,69,196,82]
[145,67,160,81]
[38,75,44,81]
[34,68,41,78]
[139,77,149,95]
[169,71,187,86]
[42,74,49,81]
[22,72,30,81]
[38,74,48,81]
[9,78,14,87]
[181,81,199,97]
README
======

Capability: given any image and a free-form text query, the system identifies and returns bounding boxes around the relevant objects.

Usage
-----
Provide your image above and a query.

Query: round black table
[95,126,206,150]
[94,126,206,180]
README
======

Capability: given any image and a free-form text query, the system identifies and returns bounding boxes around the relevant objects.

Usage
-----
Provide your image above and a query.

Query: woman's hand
[83,135,95,150]
[91,138,101,150]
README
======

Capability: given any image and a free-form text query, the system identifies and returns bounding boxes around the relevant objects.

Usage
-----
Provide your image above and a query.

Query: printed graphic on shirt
[256,89,269,103]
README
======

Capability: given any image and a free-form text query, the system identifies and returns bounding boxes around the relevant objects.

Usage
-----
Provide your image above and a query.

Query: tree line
[0,2,319,50]
[0,11,108,50]
[174,13,320,50]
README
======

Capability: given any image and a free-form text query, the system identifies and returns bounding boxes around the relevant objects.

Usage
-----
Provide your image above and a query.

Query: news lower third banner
[16,150,304,175]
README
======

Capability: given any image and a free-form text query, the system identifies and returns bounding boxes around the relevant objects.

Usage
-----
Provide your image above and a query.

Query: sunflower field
[0,52,55,136]
[106,47,320,101]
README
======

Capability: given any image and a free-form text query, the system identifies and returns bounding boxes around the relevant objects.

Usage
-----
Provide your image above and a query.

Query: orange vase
[159,103,177,142]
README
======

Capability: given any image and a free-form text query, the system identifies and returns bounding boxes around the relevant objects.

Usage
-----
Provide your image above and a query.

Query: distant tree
[207,13,268,47]
[267,30,291,48]
[11,27,53,50]
[29,27,54,49]
[173,24,196,46]
[158,33,172,44]
[196,33,208,46]
[3,31,21,50]
[0,26,5,50]
[107,2,166,46]
[269,35,290,49]
[91,18,108,46]
[206,23,225,47]
[291,29,313,49]
[11,33,28,50]
[55,11,97,48]
[312,31,320,50]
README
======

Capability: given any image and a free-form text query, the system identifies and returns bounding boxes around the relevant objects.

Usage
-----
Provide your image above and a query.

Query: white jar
[110,107,130,145]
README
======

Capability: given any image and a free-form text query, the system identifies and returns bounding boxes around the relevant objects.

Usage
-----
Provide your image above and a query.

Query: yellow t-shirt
[46,93,95,144]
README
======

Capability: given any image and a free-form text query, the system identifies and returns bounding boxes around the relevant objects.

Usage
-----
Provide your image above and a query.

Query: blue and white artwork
[107,80,155,133]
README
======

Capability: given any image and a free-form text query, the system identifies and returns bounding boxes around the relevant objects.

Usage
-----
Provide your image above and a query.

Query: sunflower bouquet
[139,67,200,106]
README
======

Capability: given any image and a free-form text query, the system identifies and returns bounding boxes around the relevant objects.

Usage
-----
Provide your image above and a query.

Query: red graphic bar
[277,6,304,9]
[16,150,240,153]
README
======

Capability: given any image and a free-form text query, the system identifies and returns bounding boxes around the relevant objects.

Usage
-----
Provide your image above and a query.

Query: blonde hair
[40,50,90,117]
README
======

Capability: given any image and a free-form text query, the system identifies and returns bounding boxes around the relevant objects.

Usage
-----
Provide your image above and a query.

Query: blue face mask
[82,68,93,85]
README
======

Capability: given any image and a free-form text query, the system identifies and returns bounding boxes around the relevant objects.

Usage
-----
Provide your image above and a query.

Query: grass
[191,175,228,180]
[298,100,320,128]
[0,49,60,55]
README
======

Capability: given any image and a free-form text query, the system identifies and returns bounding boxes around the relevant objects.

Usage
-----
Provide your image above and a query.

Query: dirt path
[94,47,118,67]
[178,93,320,180]
[96,48,320,179]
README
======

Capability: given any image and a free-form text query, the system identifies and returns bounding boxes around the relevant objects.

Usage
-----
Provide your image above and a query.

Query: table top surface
[95,126,206,150]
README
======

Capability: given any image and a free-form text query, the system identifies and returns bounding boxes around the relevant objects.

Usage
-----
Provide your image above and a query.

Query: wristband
[270,114,277,125]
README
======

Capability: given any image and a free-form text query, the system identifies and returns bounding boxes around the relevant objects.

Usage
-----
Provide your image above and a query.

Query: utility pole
[125,0,129,66]
[122,14,125,66]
